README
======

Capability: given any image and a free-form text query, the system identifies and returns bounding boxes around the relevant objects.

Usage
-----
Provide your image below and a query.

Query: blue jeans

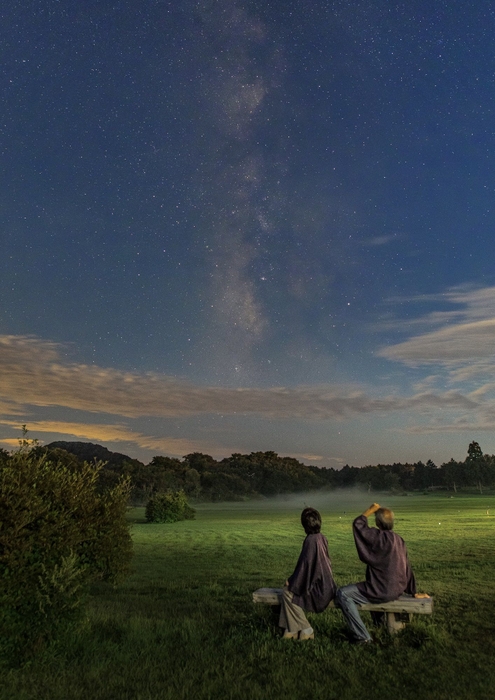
[335,584,372,642]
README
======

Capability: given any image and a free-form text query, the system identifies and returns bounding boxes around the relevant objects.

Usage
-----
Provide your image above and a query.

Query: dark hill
[46,441,144,471]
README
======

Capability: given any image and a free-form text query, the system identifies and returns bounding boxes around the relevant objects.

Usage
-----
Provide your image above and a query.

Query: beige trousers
[278,586,311,633]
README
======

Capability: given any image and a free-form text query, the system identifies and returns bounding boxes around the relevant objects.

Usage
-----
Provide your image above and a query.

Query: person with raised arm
[279,507,336,641]
[335,502,425,644]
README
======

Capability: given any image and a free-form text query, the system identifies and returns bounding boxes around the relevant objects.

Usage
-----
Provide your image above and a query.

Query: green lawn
[3,493,495,700]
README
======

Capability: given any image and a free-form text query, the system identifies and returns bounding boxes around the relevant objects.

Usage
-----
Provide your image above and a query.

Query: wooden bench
[253,587,433,634]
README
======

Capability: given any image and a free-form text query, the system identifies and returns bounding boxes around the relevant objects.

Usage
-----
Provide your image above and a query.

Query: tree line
[35,440,495,502]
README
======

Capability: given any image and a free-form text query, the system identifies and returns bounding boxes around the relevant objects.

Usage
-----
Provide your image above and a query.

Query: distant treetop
[466,441,483,462]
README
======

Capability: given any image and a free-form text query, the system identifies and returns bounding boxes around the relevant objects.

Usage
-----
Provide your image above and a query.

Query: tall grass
[3,494,495,699]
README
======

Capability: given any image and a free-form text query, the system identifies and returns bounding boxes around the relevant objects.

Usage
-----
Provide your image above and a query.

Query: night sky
[2,0,495,468]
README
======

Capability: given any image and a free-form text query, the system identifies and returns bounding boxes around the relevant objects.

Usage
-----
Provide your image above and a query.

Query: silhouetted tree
[466,441,483,462]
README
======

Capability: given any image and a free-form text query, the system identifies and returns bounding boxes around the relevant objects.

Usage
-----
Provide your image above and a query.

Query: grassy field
[3,492,495,700]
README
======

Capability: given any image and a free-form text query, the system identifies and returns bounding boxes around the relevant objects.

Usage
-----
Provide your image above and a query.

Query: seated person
[280,507,336,641]
[336,502,418,644]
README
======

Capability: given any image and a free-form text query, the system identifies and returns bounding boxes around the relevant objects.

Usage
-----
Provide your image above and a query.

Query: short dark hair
[301,507,321,534]
[375,507,394,531]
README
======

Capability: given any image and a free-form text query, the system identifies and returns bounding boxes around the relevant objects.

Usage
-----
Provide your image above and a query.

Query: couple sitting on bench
[281,503,425,644]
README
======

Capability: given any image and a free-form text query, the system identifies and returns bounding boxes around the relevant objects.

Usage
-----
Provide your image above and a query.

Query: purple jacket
[353,515,416,603]
[288,533,336,613]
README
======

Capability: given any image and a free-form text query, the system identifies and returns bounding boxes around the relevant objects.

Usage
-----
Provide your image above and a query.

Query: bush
[145,490,196,523]
[0,449,132,664]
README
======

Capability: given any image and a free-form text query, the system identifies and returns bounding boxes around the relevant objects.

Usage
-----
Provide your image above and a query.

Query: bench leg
[386,612,411,634]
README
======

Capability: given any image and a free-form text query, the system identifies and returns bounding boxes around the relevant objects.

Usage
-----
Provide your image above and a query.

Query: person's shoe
[298,629,314,641]
[282,630,298,639]
[346,629,373,645]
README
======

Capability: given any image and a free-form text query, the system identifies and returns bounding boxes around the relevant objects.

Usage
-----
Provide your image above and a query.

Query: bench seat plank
[252,587,433,615]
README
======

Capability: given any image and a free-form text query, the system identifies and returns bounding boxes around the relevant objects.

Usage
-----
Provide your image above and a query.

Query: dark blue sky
[1,0,495,466]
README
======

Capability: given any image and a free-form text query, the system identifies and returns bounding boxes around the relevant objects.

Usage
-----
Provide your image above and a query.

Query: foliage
[46,441,144,473]
[467,441,483,461]
[145,489,196,523]
[0,447,132,664]
[47,440,495,503]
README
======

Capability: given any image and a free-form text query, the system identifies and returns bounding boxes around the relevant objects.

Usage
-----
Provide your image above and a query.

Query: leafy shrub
[145,490,196,523]
[0,449,132,664]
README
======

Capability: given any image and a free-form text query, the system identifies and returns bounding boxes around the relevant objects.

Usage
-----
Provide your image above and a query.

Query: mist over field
[195,488,387,515]
[255,488,374,512]
[193,489,427,539]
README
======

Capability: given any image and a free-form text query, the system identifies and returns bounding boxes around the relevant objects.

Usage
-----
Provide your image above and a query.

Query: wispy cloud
[2,334,487,421]
[0,334,491,421]
[297,454,324,461]
[369,285,495,436]
[0,399,24,415]
[403,419,495,434]
[380,319,495,365]
[378,285,495,376]
[4,324,495,452]
[0,418,232,458]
